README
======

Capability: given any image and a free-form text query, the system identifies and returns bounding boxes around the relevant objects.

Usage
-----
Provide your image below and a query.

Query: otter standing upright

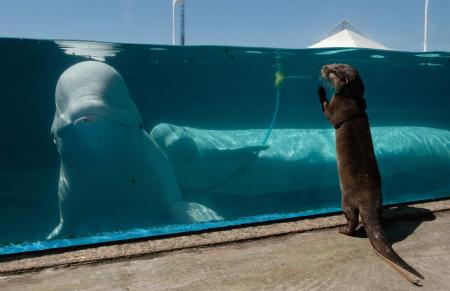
[318,64,424,285]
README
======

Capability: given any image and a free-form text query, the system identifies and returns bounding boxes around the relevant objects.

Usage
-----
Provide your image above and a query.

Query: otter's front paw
[317,86,326,101]
[317,86,327,111]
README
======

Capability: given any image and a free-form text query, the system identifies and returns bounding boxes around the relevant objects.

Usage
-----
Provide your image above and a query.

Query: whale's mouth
[52,96,143,138]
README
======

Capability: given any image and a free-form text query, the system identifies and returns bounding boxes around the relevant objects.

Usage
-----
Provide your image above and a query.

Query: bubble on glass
[420,62,442,66]
[415,53,441,58]
[149,47,168,51]
[245,50,263,54]
[315,48,359,55]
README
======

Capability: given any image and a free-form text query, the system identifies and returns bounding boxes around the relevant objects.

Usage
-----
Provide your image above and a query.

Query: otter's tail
[363,217,424,285]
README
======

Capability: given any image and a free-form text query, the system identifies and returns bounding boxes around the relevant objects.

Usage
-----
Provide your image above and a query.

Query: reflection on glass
[55,40,122,61]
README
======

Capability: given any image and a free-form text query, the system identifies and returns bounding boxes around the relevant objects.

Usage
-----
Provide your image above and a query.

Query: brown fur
[318,64,424,285]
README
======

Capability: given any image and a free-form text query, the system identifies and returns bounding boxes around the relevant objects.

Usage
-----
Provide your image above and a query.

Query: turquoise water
[0,38,449,255]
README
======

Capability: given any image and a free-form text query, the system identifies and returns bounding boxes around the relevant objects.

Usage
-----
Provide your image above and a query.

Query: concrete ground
[1,209,450,290]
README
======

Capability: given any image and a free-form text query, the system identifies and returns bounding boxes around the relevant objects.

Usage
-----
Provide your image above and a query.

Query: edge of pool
[1,198,449,276]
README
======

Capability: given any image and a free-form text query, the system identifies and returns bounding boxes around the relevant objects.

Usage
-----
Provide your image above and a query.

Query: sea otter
[318,63,424,285]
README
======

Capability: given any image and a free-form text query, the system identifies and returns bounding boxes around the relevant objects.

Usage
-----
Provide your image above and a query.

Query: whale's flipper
[206,145,270,160]
[221,145,270,154]
[46,219,63,240]
[170,202,223,223]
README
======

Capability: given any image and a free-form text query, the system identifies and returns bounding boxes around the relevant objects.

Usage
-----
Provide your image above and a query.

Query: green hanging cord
[262,69,284,145]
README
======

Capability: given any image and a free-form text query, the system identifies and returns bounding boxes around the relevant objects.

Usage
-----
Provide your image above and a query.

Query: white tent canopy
[308,20,390,50]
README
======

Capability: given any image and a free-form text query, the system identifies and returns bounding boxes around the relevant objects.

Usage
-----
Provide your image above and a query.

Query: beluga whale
[48,61,221,239]
[150,124,450,197]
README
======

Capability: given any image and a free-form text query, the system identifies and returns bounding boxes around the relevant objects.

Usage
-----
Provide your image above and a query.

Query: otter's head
[321,64,364,98]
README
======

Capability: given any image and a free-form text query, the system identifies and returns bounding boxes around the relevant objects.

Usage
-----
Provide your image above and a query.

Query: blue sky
[0,0,449,51]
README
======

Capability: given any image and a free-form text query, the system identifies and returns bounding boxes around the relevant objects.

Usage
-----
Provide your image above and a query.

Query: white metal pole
[180,0,185,45]
[424,0,429,52]
[172,0,185,45]
[172,0,176,45]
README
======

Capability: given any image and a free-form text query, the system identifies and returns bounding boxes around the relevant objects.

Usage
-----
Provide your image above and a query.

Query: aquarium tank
[0,37,449,255]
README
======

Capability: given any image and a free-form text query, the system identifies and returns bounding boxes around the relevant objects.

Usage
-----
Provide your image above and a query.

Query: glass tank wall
[0,38,449,254]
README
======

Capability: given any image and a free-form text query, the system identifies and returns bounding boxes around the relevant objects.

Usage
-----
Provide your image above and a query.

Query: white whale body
[49,61,221,239]
[150,123,450,196]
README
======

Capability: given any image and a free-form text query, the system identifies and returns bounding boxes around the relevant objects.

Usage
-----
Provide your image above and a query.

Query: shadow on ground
[352,205,436,244]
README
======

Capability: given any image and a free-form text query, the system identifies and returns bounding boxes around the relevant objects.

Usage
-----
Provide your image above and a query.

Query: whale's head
[52,61,143,139]
[51,61,145,164]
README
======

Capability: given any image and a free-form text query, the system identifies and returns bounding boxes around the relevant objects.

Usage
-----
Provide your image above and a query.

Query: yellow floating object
[275,70,284,89]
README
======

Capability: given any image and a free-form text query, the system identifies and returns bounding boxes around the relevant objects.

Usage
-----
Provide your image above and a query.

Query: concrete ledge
[0,199,449,275]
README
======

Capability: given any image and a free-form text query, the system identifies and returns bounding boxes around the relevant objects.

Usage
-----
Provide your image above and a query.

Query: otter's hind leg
[339,203,359,236]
